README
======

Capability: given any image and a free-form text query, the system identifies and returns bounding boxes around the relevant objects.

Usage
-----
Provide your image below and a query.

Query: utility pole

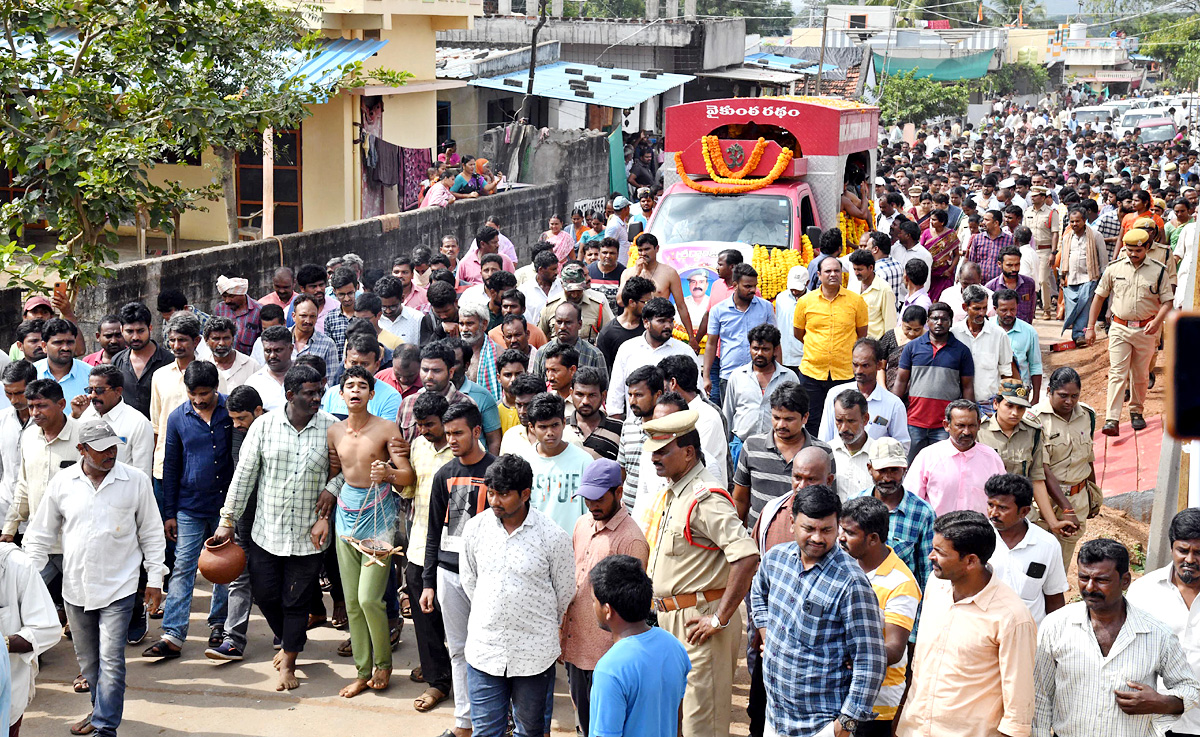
[519,0,549,124]
[816,12,828,95]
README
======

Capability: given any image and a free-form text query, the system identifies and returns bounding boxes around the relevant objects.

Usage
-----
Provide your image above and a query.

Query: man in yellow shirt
[839,495,921,737]
[849,249,897,339]
[794,256,869,434]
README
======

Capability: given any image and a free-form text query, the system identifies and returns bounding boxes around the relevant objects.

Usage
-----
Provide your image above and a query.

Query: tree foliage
[0,0,409,293]
[970,61,1050,95]
[877,69,969,125]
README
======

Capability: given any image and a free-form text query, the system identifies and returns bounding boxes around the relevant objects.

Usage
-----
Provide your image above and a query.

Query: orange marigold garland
[675,147,794,195]
[704,136,768,180]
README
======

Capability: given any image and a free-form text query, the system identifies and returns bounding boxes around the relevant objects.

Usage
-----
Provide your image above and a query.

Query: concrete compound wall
[70,129,611,340]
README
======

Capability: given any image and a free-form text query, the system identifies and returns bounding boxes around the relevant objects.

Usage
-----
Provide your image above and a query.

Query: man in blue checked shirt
[751,484,887,737]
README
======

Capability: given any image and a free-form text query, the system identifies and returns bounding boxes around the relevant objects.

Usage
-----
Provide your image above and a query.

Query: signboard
[656,240,754,326]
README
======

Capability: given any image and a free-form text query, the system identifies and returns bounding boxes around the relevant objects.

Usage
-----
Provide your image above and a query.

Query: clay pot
[199,536,246,585]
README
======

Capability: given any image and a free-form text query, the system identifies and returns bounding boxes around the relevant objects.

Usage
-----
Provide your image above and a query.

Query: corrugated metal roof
[744,53,838,75]
[17,29,385,96]
[698,66,804,84]
[470,61,693,109]
[286,38,389,91]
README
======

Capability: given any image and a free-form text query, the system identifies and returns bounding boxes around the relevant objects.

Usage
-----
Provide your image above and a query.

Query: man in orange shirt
[1120,190,1165,243]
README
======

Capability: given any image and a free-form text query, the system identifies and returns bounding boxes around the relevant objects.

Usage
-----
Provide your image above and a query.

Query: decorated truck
[644,96,880,304]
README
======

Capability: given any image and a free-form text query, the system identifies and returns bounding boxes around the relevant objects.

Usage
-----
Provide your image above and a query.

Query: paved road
[21,585,581,737]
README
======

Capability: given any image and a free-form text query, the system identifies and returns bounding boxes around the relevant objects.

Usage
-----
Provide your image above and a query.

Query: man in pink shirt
[903,399,1006,515]
[455,225,514,288]
[258,266,296,310]
[391,256,429,313]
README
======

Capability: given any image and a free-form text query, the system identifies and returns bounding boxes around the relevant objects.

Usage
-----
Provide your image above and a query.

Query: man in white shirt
[76,365,154,480]
[606,298,695,417]
[827,390,876,500]
[460,453,575,737]
[0,540,60,733]
[203,317,258,392]
[0,361,35,524]
[1129,508,1200,737]
[950,284,1016,414]
[1034,538,1200,737]
[244,326,292,412]
[659,354,729,490]
[23,418,166,737]
[984,473,1067,625]
[939,263,995,325]
[818,338,910,452]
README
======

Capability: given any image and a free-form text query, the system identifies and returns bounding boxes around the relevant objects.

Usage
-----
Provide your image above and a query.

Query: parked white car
[1118,107,1175,137]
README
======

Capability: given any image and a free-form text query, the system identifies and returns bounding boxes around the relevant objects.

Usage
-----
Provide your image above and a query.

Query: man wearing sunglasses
[75,364,154,480]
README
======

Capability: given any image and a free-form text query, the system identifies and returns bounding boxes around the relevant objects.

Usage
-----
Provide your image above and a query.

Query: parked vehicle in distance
[1134,117,1178,144]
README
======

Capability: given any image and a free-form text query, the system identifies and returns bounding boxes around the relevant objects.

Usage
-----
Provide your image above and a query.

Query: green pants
[335,537,392,679]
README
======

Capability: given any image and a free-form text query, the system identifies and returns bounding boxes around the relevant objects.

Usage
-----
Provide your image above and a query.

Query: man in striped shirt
[839,496,920,737]
[615,365,662,513]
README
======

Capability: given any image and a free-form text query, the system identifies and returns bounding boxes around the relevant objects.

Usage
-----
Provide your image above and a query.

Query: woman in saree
[920,208,959,300]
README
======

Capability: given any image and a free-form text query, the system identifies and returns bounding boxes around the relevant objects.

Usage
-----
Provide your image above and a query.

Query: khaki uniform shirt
[1024,203,1060,247]
[538,291,612,343]
[1148,244,1179,286]
[1094,257,1174,322]
[977,414,1045,480]
[647,462,758,599]
[1029,400,1095,486]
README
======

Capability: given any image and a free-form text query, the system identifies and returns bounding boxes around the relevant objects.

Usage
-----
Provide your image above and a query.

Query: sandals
[148,606,163,620]
[410,666,425,683]
[331,603,348,630]
[413,686,447,713]
[337,638,354,657]
[72,674,89,693]
[141,640,181,660]
[70,713,94,735]
[306,614,327,630]
[400,592,413,619]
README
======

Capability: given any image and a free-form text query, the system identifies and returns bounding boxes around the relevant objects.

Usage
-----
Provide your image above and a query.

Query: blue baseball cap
[575,459,623,500]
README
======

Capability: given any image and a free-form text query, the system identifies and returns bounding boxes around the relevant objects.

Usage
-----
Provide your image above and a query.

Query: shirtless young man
[618,232,695,340]
[326,366,414,698]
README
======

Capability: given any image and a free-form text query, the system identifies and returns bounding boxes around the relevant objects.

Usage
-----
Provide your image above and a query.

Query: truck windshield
[652,193,792,248]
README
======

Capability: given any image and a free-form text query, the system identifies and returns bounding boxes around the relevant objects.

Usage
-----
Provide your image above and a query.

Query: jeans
[222,495,256,651]
[437,567,473,730]
[468,663,556,737]
[406,561,452,693]
[907,425,949,464]
[709,355,722,404]
[248,540,323,653]
[161,511,228,647]
[65,593,136,737]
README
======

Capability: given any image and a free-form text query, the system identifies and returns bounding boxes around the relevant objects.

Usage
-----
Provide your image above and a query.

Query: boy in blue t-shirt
[589,555,691,737]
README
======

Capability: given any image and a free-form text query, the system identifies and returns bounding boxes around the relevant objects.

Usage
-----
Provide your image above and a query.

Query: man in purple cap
[560,458,649,737]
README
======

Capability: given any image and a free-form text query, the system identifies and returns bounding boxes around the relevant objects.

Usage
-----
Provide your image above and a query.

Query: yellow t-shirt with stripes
[867,548,922,721]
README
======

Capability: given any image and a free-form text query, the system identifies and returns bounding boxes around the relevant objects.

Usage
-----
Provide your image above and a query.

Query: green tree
[877,68,969,124]
[0,0,408,294]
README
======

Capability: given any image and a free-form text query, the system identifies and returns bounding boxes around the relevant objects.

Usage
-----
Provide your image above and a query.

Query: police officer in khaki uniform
[977,379,1076,533]
[641,410,759,737]
[538,263,612,342]
[1029,367,1097,569]
[1024,186,1060,317]
[1127,216,1179,285]
[1086,228,1174,435]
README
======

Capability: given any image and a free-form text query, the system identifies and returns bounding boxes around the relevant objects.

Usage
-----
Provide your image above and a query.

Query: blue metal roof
[16,29,385,96]
[286,38,389,92]
[470,61,694,109]
[744,52,838,75]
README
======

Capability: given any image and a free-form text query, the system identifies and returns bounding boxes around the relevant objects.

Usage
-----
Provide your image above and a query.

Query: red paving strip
[1093,414,1162,496]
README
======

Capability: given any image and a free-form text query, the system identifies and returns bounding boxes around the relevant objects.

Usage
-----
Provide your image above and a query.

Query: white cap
[999,177,1016,189]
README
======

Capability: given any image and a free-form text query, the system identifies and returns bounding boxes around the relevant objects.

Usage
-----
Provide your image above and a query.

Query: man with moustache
[1035,539,1200,737]
[905,400,1005,516]
[1129,508,1200,737]
[77,365,154,480]
[560,459,648,735]
[750,484,886,737]
[897,511,1036,737]
[244,326,294,412]
[983,474,1068,625]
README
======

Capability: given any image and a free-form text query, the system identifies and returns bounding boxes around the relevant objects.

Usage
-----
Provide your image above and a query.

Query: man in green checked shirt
[213,363,340,693]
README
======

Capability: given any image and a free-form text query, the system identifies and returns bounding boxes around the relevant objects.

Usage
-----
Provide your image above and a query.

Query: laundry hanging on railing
[400,146,433,211]
[361,133,433,211]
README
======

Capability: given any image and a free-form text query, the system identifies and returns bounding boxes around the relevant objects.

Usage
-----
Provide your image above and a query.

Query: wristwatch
[838,716,859,734]
[709,614,728,630]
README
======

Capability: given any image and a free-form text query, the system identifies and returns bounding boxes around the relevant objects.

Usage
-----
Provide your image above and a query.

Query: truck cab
[645,96,879,284]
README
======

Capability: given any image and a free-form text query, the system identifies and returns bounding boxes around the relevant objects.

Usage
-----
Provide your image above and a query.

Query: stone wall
[69,128,611,339]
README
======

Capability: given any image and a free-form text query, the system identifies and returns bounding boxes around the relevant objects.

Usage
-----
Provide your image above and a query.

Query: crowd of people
[0,90,1195,737]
